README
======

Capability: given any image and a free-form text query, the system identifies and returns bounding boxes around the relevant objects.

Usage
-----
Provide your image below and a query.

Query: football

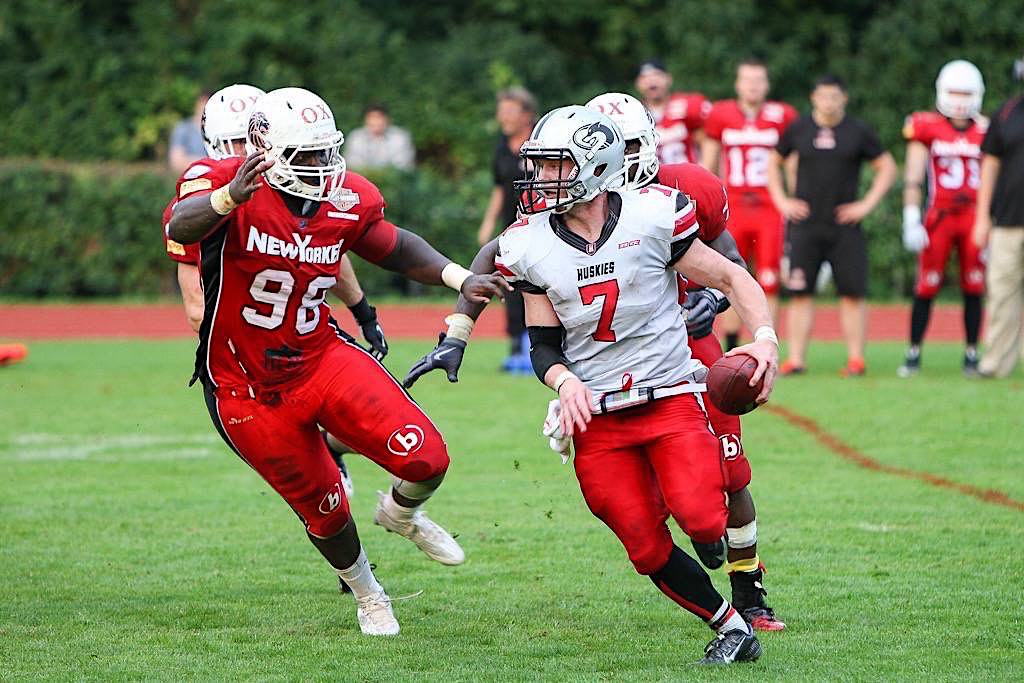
[707,353,763,415]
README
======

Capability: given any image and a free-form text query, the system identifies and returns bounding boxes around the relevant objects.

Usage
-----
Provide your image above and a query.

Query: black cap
[637,59,668,76]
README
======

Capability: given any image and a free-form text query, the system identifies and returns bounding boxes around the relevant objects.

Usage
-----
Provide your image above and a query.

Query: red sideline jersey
[703,100,798,203]
[173,157,398,389]
[903,112,987,210]
[653,92,710,165]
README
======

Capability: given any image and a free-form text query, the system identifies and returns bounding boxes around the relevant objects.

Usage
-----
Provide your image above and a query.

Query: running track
[0,302,974,340]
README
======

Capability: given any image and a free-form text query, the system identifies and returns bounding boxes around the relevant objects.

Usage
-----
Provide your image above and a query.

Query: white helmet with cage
[515,105,626,214]
[586,92,659,190]
[935,60,985,120]
[246,87,346,202]
[202,84,266,159]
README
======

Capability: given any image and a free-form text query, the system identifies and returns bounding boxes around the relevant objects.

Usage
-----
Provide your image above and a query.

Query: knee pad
[391,472,445,501]
[727,520,757,550]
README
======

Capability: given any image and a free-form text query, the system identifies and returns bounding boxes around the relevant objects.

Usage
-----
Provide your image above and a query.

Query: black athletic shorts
[785,222,868,297]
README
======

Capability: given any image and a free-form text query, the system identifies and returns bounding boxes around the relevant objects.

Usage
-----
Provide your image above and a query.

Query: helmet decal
[573,122,617,151]
[248,112,271,151]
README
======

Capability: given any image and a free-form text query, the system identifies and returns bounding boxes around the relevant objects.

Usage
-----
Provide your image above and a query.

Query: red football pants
[572,394,728,575]
[730,201,784,295]
[915,207,985,298]
[204,340,449,538]
[688,332,752,493]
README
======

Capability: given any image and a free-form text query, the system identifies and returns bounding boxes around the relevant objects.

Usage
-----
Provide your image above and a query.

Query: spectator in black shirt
[973,63,1024,378]
[767,75,897,377]
[477,87,538,372]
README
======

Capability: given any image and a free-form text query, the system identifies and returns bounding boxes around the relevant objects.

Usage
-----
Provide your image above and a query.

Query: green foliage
[0,162,489,298]
[1,0,1021,297]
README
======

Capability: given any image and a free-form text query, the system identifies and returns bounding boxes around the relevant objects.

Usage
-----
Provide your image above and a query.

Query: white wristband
[444,313,475,343]
[553,370,577,393]
[903,204,922,226]
[753,326,779,346]
[210,186,238,216]
[441,263,473,292]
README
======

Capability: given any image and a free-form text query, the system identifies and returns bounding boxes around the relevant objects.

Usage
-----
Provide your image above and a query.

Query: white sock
[335,549,384,600]
[383,490,417,524]
[717,607,750,635]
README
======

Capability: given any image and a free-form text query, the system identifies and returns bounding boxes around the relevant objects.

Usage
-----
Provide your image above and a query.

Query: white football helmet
[935,60,985,120]
[246,87,346,202]
[202,84,266,159]
[515,105,626,214]
[586,92,659,190]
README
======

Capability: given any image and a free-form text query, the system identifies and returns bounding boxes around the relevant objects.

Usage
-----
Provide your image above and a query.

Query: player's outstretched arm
[168,152,275,244]
[402,239,501,388]
[366,227,511,302]
[676,240,777,402]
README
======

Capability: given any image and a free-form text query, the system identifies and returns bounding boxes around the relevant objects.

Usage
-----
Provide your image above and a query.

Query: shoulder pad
[618,186,681,240]
[495,214,553,280]
[334,171,385,213]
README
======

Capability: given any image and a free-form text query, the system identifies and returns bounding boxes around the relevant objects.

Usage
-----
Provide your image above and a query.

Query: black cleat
[691,537,728,570]
[963,348,980,377]
[897,348,921,378]
[699,627,762,664]
[730,567,785,631]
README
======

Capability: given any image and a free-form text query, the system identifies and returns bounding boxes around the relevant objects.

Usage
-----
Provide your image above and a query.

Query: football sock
[910,296,933,346]
[382,491,418,525]
[963,293,982,346]
[650,545,730,625]
[335,548,384,600]
[726,555,760,573]
[709,602,750,635]
[725,332,740,351]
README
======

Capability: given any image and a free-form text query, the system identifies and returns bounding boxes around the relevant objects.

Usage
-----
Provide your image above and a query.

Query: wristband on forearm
[753,325,779,346]
[441,262,473,292]
[348,296,375,324]
[210,186,238,216]
[444,313,475,342]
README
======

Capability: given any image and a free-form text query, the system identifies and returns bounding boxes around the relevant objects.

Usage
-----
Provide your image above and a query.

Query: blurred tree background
[1,0,1022,297]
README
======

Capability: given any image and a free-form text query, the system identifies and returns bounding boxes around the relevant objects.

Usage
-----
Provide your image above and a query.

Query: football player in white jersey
[497,106,778,664]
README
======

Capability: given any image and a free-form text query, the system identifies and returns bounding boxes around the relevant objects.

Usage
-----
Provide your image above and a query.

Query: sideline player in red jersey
[161,83,386,497]
[898,60,988,377]
[635,59,710,165]
[404,93,786,632]
[499,104,777,664]
[167,87,509,636]
[702,59,798,348]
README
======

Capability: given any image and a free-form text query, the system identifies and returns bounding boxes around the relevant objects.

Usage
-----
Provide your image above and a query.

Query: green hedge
[0,162,491,298]
[0,161,919,300]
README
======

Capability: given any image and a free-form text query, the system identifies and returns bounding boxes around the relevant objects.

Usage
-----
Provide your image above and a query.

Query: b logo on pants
[319,482,342,514]
[387,424,425,457]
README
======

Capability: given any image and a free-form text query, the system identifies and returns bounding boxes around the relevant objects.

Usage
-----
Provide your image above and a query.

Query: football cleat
[699,626,762,665]
[897,349,920,378]
[355,590,400,636]
[963,348,980,377]
[0,343,28,366]
[730,567,786,632]
[691,536,728,570]
[373,491,465,566]
[839,358,866,378]
[779,359,805,376]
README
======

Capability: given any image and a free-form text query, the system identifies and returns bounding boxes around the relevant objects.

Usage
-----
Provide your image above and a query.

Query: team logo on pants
[319,482,342,514]
[387,424,425,457]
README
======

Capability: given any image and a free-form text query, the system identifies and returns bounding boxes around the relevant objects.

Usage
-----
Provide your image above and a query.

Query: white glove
[542,399,573,464]
[902,205,929,253]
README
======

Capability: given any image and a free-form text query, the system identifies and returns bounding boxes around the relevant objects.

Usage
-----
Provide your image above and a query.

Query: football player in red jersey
[899,60,988,377]
[162,83,387,498]
[404,93,786,632]
[167,87,509,636]
[702,59,798,349]
[635,60,710,165]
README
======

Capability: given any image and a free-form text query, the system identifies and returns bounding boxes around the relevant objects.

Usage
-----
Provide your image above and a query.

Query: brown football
[707,353,763,415]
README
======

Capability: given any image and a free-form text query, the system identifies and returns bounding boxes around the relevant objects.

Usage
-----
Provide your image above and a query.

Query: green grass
[1,339,1022,681]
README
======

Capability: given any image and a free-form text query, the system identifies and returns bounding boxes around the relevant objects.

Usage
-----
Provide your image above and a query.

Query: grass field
[1,338,1022,681]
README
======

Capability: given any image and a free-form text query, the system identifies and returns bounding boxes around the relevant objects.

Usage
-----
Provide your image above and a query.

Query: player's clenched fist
[460,272,512,303]
[229,152,276,204]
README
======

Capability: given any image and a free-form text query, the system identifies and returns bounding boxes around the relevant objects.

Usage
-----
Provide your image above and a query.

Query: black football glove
[349,297,388,360]
[683,288,720,340]
[403,333,467,388]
